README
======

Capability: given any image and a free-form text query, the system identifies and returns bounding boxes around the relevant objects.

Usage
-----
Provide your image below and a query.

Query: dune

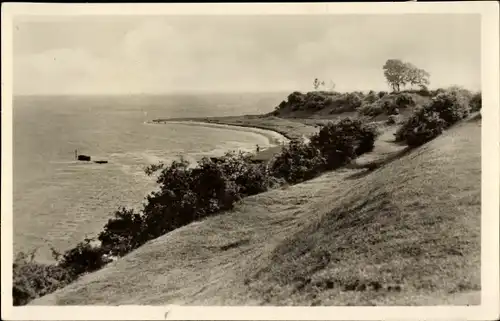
[30,118,480,306]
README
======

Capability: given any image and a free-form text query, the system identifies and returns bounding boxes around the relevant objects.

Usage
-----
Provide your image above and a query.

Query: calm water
[13,93,285,262]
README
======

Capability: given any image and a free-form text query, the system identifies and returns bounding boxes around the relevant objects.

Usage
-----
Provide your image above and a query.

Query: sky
[13,14,481,95]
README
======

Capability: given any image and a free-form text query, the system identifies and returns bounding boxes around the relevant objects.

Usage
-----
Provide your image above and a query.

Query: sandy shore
[149,119,290,147]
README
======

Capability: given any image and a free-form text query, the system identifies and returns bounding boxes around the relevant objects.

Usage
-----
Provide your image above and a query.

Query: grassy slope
[247,119,481,306]
[31,116,480,306]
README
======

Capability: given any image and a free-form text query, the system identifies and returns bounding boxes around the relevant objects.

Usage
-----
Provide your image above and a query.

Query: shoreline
[150,117,303,141]
[149,119,291,156]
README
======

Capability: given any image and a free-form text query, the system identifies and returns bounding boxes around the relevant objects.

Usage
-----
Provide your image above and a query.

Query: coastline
[148,119,294,160]
[151,115,319,141]
[150,119,290,144]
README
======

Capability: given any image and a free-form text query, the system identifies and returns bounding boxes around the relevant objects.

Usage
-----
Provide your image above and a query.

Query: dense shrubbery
[336,92,363,111]
[269,118,377,182]
[395,88,471,147]
[470,92,482,112]
[274,91,367,115]
[105,152,277,254]
[378,91,388,98]
[310,118,378,169]
[13,252,73,306]
[394,109,446,147]
[57,238,112,277]
[430,88,471,123]
[364,91,379,104]
[395,93,416,109]
[269,140,326,184]
[359,92,416,117]
[98,208,146,257]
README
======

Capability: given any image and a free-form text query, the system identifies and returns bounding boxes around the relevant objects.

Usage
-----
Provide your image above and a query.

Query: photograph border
[2,2,499,320]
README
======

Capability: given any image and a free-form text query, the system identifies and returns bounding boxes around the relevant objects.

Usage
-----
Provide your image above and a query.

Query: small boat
[74,150,107,163]
[77,155,91,161]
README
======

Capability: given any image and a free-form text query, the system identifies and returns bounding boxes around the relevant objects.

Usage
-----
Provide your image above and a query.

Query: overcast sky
[13,14,480,95]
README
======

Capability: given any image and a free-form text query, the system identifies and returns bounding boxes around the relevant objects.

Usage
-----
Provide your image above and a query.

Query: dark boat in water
[75,150,108,164]
[77,155,91,161]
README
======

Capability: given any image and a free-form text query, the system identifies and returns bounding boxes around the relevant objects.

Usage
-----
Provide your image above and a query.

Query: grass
[30,115,480,306]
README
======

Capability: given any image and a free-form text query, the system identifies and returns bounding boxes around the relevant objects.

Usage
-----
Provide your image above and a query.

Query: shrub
[395,109,446,147]
[378,91,388,98]
[310,118,378,169]
[394,93,416,109]
[58,238,111,277]
[275,100,287,112]
[287,91,305,105]
[470,92,482,112]
[339,92,363,110]
[359,102,384,117]
[270,140,326,184]
[381,99,398,115]
[395,89,470,147]
[417,86,431,97]
[13,252,73,306]
[364,91,379,104]
[98,208,146,257]
[429,88,446,97]
[141,152,275,239]
[428,90,470,125]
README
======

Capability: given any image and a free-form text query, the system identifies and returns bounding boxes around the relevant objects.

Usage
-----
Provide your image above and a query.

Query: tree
[383,59,430,92]
[383,59,408,92]
[404,63,430,89]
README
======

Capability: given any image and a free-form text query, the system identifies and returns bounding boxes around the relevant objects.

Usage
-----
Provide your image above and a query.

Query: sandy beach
[149,119,290,149]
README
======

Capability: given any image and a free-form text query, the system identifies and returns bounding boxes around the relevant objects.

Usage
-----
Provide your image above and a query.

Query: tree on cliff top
[383,59,430,92]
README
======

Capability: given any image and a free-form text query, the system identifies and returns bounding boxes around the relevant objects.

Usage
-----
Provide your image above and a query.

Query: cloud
[13,14,481,95]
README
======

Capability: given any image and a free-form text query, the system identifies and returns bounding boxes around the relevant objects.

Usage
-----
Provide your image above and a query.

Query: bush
[470,92,482,112]
[364,91,379,104]
[359,102,384,117]
[394,93,416,109]
[428,90,470,125]
[417,86,431,97]
[98,208,146,257]
[140,152,275,239]
[13,252,73,306]
[287,91,305,105]
[380,99,398,115]
[395,109,446,147]
[270,140,326,184]
[310,118,378,169]
[359,93,415,118]
[395,89,470,147]
[378,91,388,98]
[58,238,111,277]
[339,92,363,110]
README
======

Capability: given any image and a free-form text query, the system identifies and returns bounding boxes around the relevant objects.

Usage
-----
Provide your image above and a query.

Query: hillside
[31,116,481,306]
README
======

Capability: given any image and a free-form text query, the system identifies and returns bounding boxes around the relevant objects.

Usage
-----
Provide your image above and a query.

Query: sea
[12,93,286,262]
